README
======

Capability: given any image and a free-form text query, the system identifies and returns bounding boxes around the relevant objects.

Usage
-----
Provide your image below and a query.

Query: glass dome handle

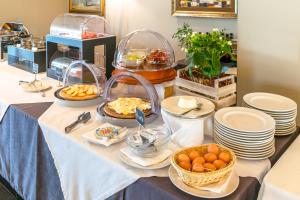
[103,72,160,114]
[63,60,101,96]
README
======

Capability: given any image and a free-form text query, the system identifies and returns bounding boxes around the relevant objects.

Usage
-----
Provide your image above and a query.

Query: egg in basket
[97,72,160,127]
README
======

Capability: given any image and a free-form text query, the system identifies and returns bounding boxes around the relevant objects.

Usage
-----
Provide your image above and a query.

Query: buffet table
[0,62,299,200]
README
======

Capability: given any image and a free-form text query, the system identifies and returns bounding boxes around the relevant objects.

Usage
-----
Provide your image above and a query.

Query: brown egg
[208,144,220,155]
[192,156,205,165]
[204,153,218,163]
[177,153,191,163]
[219,152,231,163]
[203,163,217,171]
[192,163,205,173]
[213,160,226,169]
[189,150,201,161]
[179,161,192,171]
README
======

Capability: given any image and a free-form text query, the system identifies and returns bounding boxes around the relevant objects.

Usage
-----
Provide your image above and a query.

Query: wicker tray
[171,144,236,187]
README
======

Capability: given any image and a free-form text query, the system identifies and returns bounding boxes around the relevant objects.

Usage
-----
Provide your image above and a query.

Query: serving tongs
[65,112,91,133]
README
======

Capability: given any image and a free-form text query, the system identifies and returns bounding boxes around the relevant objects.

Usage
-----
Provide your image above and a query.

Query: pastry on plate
[59,84,98,101]
[104,97,152,119]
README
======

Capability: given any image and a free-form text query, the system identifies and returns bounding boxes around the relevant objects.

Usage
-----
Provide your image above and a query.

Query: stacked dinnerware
[243,93,297,136]
[214,107,276,160]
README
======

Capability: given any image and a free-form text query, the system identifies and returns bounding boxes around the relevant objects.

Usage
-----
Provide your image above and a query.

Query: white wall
[0,0,67,37]
[106,0,237,60]
[237,0,300,125]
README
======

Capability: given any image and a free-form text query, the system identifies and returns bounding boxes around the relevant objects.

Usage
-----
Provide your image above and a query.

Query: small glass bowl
[125,126,171,157]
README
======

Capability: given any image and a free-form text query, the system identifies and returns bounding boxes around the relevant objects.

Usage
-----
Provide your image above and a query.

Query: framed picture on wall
[69,0,105,16]
[172,0,237,18]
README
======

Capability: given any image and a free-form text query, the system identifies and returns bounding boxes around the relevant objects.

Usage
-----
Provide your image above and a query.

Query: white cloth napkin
[82,123,128,147]
[161,109,214,147]
[0,62,59,121]
[195,170,235,193]
[120,147,172,167]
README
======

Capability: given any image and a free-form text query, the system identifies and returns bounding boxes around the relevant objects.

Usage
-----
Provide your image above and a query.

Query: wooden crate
[175,69,236,109]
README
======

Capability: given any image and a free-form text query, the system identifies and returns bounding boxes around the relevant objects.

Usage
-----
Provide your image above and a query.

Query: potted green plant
[173,24,236,108]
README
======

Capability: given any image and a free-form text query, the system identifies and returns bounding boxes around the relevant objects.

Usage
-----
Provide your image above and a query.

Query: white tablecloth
[258,136,300,200]
[0,62,59,121]
[38,103,272,200]
[38,103,171,200]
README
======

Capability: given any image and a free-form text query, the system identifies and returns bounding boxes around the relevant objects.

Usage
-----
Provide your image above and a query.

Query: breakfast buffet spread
[0,19,298,199]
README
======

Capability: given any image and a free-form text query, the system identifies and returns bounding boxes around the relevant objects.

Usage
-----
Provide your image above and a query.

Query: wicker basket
[171,144,236,187]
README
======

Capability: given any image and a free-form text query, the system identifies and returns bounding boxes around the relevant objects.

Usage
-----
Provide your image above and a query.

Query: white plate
[215,132,275,148]
[168,166,239,199]
[214,128,274,144]
[214,128,273,142]
[215,107,275,133]
[213,133,274,150]
[119,152,170,170]
[20,81,52,92]
[214,122,274,139]
[161,96,215,119]
[243,93,297,112]
[214,120,275,135]
[214,137,274,154]
[243,103,297,116]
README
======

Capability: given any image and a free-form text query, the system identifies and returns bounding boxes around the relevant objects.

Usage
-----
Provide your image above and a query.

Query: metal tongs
[65,112,91,133]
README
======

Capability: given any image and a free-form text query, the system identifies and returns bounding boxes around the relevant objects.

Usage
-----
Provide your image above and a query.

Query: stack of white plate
[214,107,276,160]
[243,93,297,136]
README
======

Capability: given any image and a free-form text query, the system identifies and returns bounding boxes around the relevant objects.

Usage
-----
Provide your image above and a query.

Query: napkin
[82,123,128,147]
[194,171,235,194]
[120,147,173,167]
[161,109,214,147]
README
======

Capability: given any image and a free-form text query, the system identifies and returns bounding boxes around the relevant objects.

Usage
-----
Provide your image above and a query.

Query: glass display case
[97,72,160,127]
[112,30,177,101]
[0,22,30,61]
[46,13,116,80]
[50,13,112,40]
[54,60,106,107]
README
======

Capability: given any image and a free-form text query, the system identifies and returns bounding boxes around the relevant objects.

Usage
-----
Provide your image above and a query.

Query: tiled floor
[0,177,21,200]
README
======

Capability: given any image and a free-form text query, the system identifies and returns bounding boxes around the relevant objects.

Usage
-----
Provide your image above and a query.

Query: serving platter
[168,166,239,198]
[161,96,215,119]
[54,87,102,107]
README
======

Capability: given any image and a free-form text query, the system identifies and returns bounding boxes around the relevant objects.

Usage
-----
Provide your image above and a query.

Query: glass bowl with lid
[125,126,171,157]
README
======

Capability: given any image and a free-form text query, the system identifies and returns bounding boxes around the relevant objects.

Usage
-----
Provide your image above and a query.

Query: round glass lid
[58,60,106,100]
[113,30,175,72]
[101,72,160,118]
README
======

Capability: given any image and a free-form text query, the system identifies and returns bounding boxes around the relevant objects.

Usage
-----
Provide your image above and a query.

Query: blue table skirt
[0,103,64,200]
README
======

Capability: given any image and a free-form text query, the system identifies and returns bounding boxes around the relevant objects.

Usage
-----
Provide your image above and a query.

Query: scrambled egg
[108,97,151,115]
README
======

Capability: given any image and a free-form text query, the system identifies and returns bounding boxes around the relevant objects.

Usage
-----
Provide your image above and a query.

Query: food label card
[136,107,145,128]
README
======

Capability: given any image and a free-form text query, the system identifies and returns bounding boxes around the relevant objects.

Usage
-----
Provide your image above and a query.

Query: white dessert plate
[168,166,239,199]
[215,107,275,133]
[243,93,297,112]
[20,81,52,92]
[161,96,215,119]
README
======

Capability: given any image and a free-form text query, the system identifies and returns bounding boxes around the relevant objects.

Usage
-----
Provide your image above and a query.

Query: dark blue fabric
[0,104,64,200]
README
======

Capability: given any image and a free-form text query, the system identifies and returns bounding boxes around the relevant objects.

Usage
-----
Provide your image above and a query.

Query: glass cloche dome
[97,72,160,127]
[50,13,112,40]
[113,30,175,71]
